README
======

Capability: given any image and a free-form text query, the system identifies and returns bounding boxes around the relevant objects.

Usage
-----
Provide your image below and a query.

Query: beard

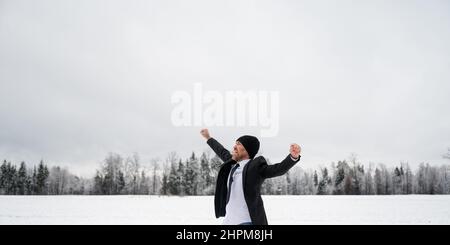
[232,151,247,162]
[231,151,240,161]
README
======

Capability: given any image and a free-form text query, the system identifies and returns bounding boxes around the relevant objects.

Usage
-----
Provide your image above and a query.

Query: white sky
[1,0,449,176]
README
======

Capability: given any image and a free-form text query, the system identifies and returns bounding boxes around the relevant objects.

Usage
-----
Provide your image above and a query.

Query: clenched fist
[200,128,211,140]
[290,143,301,159]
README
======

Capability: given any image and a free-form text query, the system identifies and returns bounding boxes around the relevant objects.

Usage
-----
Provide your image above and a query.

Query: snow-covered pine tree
[150,159,160,195]
[374,167,383,195]
[117,170,126,194]
[167,160,179,195]
[313,170,318,188]
[333,161,347,195]
[317,167,330,195]
[199,152,212,195]
[36,160,49,195]
[184,152,200,195]
[139,170,149,195]
[160,172,168,195]
[177,159,185,195]
[17,162,27,195]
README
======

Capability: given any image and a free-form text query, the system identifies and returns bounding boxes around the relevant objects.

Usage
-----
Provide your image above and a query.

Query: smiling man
[200,129,302,225]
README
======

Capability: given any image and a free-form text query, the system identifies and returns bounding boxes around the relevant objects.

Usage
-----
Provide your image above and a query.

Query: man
[200,128,301,225]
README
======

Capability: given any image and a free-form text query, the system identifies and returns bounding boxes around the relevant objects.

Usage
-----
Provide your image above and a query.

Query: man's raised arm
[200,129,232,162]
[259,143,302,178]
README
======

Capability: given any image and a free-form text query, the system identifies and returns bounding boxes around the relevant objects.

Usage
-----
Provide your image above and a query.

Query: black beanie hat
[236,135,260,159]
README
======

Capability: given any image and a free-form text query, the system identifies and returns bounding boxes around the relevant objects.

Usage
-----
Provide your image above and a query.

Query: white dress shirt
[222,159,252,225]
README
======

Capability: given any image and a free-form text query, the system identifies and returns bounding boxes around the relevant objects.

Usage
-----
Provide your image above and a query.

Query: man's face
[232,141,249,161]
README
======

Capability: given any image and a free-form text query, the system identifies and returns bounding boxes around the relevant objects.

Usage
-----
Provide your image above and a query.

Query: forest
[1,149,449,195]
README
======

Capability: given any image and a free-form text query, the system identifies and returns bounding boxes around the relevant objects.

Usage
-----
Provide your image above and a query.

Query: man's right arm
[206,138,233,162]
[200,128,232,162]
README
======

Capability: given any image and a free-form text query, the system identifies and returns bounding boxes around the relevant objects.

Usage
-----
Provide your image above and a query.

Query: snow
[0,195,449,225]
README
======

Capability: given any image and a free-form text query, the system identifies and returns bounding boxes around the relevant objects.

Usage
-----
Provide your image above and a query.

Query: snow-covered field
[0,195,449,225]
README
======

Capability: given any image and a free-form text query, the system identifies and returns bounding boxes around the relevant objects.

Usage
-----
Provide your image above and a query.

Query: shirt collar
[237,158,250,168]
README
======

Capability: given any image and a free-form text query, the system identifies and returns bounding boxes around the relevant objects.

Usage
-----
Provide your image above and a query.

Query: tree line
[0,160,87,195]
[1,150,449,195]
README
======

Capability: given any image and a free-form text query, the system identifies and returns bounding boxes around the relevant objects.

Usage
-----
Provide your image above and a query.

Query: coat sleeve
[207,138,233,162]
[258,155,301,179]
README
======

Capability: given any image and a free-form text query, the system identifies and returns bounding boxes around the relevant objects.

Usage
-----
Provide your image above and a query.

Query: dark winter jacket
[207,138,301,225]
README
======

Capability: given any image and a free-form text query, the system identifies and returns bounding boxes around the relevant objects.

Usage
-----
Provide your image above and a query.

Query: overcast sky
[1,0,449,176]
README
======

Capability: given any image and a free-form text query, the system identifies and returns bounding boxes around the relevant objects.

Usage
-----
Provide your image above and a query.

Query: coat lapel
[242,158,253,192]
[219,159,235,183]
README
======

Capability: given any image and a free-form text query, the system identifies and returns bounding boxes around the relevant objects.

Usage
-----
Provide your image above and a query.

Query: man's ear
[243,151,250,159]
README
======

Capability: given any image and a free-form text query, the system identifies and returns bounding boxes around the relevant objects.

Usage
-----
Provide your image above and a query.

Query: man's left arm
[259,143,301,179]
